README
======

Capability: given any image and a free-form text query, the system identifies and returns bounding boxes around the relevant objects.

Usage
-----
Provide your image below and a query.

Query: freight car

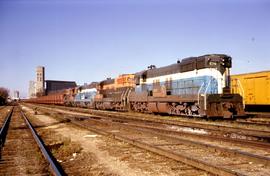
[31,91,66,105]
[129,54,245,118]
[231,70,270,111]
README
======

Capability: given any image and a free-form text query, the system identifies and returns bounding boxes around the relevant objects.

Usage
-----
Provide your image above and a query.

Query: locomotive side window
[142,74,147,82]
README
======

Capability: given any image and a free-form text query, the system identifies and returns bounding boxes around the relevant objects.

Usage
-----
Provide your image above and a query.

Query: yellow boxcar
[231,70,270,109]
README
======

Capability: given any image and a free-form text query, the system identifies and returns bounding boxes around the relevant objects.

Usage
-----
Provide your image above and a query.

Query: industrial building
[45,80,77,94]
[28,66,77,97]
[36,66,45,96]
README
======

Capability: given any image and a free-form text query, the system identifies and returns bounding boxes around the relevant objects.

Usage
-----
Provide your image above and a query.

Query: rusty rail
[0,107,13,153]
[20,111,66,176]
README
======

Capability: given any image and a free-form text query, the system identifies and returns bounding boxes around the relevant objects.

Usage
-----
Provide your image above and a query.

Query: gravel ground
[21,105,210,176]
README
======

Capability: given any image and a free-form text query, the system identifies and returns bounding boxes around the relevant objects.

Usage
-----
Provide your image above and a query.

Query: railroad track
[247,112,270,117]
[0,105,6,109]
[38,103,270,127]
[237,113,270,125]
[24,104,270,176]
[0,106,65,175]
[235,119,270,126]
[27,103,270,143]
[86,111,270,142]
[71,114,270,150]
[31,103,270,130]
[89,110,270,135]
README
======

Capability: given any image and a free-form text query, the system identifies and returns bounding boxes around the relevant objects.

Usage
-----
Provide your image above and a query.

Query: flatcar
[129,54,245,118]
[231,70,270,111]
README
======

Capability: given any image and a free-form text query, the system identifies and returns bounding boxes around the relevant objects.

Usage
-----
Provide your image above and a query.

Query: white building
[28,80,36,98]
[13,90,20,100]
[36,66,45,95]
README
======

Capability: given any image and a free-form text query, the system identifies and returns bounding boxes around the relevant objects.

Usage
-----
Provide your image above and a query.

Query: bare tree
[0,87,9,105]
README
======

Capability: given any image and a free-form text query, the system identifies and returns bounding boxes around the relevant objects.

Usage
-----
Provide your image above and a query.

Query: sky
[0,0,270,98]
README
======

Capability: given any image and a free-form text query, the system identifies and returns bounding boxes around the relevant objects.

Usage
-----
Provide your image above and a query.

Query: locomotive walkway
[0,106,65,175]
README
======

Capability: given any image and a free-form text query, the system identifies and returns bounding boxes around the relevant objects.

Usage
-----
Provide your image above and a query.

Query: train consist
[27,54,245,118]
[231,70,270,111]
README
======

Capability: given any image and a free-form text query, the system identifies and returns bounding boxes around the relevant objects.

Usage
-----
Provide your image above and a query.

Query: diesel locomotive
[129,54,245,118]
[27,54,245,118]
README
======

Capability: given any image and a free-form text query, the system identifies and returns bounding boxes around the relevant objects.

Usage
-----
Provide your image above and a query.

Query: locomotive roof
[136,54,231,78]
[100,78,115,85]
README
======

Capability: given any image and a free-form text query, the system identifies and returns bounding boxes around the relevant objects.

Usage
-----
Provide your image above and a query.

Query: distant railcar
[94,74,135,111]
[29,92,65,105]
[74,88,97,108]
[231,70,270,111]
[63,87,78,106]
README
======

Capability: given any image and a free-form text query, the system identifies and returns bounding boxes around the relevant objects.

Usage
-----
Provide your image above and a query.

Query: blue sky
[0,0,270,98]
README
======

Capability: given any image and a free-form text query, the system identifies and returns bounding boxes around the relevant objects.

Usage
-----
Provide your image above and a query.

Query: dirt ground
[21,105,208,176]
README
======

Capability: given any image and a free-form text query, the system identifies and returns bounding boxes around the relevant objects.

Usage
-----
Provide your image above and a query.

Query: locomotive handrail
[122,88,129,107]
[126,88,132,109]
[237,79,245,108]
[203,79,212,110]
[125,88,132,107]
[197,82,205,108]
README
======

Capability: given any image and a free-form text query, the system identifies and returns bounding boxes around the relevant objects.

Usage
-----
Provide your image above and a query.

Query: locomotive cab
[204,55,245,118]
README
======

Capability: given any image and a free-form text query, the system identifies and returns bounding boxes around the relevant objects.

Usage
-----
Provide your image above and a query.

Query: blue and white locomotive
[129,54,245,118]
[74,88,97,108]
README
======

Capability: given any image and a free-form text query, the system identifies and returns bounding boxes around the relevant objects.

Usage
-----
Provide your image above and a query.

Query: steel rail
[40,103,270,136]
[34,103,270,137]
[28,103,270,131]
[73,114,270,150]
[128,122,270,149]
[235,119,270,126]
[29,103,270,145]
[72,112,270,143]
[88,110,270,139]
[0,107,13,151]
[127,124,270,166]
[20,111,66,176]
